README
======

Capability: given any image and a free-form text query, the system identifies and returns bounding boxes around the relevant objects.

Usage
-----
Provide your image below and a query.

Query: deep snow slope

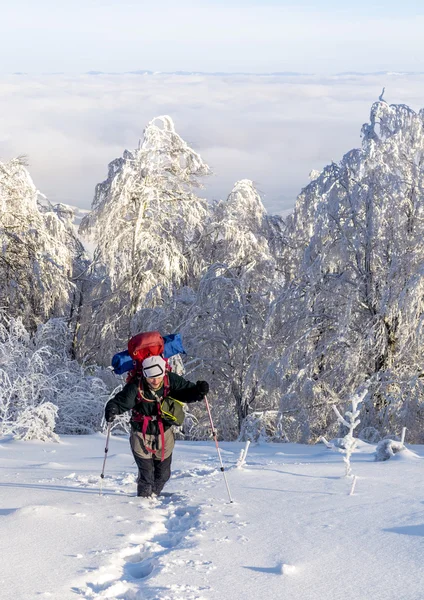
[0,434,423,600]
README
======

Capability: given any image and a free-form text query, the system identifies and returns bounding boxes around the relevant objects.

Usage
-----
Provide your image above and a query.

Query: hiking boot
[152,483,164,496]
[137,483,153,497]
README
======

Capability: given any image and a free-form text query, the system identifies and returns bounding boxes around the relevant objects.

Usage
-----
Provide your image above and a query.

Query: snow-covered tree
[172,182,282,436]
[79,116,211,363]
[271,100,424,442]
[208,179,275,269]
[192,181,281,431]
[0,158,84,332]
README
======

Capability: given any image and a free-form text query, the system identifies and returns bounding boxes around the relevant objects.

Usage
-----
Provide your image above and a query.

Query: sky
[1,0,424,74]
[1,433,424,600]
[1,1,424,215]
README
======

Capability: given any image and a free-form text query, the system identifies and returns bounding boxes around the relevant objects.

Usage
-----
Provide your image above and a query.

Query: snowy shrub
[179,399,238,442]
[34,319,108,434]
[0,318,58,436]
[180,410,213,442]
[13,402,59,442]
[103,385,131,435]
[239,410,283,443]
[277,413,307,443]
[177,411,197,440]
[330,437,349,450]
[0,312,109,440]
[358,427,382,444]
[375,439,405,461]
[54,374,107,435]
[106,412,131,435]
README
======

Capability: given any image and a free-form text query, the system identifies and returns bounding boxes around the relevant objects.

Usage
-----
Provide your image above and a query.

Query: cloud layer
[1,73,424,215]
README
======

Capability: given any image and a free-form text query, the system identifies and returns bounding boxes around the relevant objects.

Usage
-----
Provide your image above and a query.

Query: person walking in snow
[105,355,209,497]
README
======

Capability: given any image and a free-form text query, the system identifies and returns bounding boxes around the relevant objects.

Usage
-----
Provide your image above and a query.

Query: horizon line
[4,70,424,77]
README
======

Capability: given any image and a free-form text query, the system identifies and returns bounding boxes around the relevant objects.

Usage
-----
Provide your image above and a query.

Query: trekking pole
[99,423,112,496]
[204,396,234,503]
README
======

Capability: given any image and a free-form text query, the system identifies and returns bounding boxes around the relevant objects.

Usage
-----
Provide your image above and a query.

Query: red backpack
[126,331,169,383]
[128,331,164,362]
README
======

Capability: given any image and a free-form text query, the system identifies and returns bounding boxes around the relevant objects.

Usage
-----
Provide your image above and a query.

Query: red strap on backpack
[131,373,170,461]
[137,415,165,462]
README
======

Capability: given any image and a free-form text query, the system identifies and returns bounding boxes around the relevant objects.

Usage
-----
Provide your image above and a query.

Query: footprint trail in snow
[72,485,213,599]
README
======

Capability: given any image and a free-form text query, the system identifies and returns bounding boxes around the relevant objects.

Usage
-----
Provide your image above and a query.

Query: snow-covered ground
[1,433,423,600]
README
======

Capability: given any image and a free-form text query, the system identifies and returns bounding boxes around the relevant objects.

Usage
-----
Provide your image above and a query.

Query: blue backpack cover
[111,333,186,375]
[111,350,134,375]
[162,333,185,358]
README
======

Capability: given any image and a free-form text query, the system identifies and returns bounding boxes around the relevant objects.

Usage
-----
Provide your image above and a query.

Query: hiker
[105,355,209,497]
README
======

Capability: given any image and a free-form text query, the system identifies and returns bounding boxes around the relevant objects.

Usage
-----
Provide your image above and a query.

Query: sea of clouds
[1,72,424,216]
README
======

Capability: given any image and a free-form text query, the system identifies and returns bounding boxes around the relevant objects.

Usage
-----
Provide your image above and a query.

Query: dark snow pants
[130,428,174,497]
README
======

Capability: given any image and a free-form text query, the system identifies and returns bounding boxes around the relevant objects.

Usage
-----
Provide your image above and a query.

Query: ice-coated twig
[236,440,251,468]
[401,427,406,445]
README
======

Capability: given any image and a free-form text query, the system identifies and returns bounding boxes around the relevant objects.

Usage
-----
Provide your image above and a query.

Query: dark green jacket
[105,372,203,435]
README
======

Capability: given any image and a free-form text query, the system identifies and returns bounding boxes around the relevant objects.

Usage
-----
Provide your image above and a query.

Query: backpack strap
[135,414,165,462]
[163,372,170,397]
[131,373,170,462]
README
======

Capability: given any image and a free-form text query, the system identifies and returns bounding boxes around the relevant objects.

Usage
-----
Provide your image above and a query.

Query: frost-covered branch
[332,389,367,477]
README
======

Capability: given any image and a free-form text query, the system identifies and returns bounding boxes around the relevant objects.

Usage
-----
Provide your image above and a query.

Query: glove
[105,405,118,423]
[196,380,209,398]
